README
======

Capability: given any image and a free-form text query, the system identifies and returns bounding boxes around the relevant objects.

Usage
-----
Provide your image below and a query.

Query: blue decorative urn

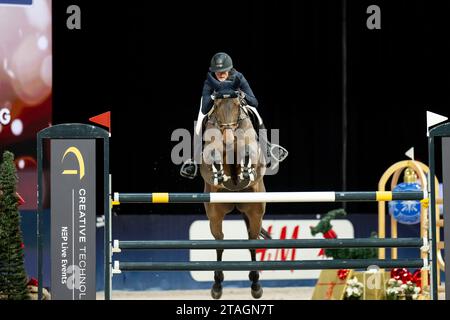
[388,167,421,225]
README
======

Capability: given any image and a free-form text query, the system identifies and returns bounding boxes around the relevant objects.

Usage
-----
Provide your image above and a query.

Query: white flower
[388,279,396,285]
[400,284,408,290]
[346,288,353,296]
[412,294,418,300]
[397,280,403,285]
[345,277,364,299]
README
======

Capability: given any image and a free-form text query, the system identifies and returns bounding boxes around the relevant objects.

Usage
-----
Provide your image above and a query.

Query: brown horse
[199,81,270,299]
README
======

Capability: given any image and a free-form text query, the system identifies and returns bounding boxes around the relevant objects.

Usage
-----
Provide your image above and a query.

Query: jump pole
[113,238,425,250]
[113,259,424,273]
[112,191,425,204]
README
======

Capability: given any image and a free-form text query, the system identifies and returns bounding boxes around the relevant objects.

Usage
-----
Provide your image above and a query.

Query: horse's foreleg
[208,149,229,186]
[246,212,264,299]
[248,249,263,299]
[209,217,225,299]
[212,249,224,299]
[238,144,257,182]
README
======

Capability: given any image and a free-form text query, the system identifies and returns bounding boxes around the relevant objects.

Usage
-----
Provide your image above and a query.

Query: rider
[180,52,288,179]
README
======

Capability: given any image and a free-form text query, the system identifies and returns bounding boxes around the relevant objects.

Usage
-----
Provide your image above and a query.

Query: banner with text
[189,219,354,281]
[50,139,96,300]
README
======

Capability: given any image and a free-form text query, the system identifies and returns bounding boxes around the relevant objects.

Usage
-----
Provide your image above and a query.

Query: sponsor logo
[61,147,85,179]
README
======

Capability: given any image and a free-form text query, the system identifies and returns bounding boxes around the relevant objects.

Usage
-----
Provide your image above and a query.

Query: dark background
[52,0,450,214]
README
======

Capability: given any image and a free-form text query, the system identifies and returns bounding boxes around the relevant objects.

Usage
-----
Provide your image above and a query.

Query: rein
[208,106,249,130]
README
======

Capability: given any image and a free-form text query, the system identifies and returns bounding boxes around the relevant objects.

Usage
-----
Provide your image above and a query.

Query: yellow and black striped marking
[335,191,423,201]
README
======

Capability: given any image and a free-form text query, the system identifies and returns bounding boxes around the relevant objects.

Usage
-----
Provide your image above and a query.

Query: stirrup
[270,144,288,162]
[180,159,198,179]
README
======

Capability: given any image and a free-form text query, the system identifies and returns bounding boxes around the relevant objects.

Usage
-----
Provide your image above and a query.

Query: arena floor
[97,287,315,300]
[97,287,445,300]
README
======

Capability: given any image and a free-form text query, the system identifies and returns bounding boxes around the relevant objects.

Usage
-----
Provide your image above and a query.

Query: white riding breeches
[195,97,206,136]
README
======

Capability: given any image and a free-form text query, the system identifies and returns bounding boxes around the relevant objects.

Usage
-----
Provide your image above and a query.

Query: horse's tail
[242,213,272,240]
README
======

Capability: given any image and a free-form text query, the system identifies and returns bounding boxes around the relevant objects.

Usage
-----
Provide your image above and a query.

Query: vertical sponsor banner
[51,140,96,300]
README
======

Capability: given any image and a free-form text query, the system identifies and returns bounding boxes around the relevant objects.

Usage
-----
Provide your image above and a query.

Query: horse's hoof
[211,288,223,300]
[251,284,263,299]
[211,284,223,300]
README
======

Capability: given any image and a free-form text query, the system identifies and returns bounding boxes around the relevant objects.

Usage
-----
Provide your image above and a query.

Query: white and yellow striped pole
[112,191,425,205]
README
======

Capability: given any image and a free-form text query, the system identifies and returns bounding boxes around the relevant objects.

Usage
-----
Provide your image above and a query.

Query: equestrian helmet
[209,52,233,72]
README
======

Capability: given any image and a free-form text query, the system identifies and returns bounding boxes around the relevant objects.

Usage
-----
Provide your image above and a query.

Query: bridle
[206,73,249,130]
[208,105,249,130]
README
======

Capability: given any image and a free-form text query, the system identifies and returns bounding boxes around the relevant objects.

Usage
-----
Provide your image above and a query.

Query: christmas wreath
[310,208,378,259]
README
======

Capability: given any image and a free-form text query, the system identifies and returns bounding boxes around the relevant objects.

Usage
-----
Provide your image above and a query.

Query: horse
[199,76,270,299]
